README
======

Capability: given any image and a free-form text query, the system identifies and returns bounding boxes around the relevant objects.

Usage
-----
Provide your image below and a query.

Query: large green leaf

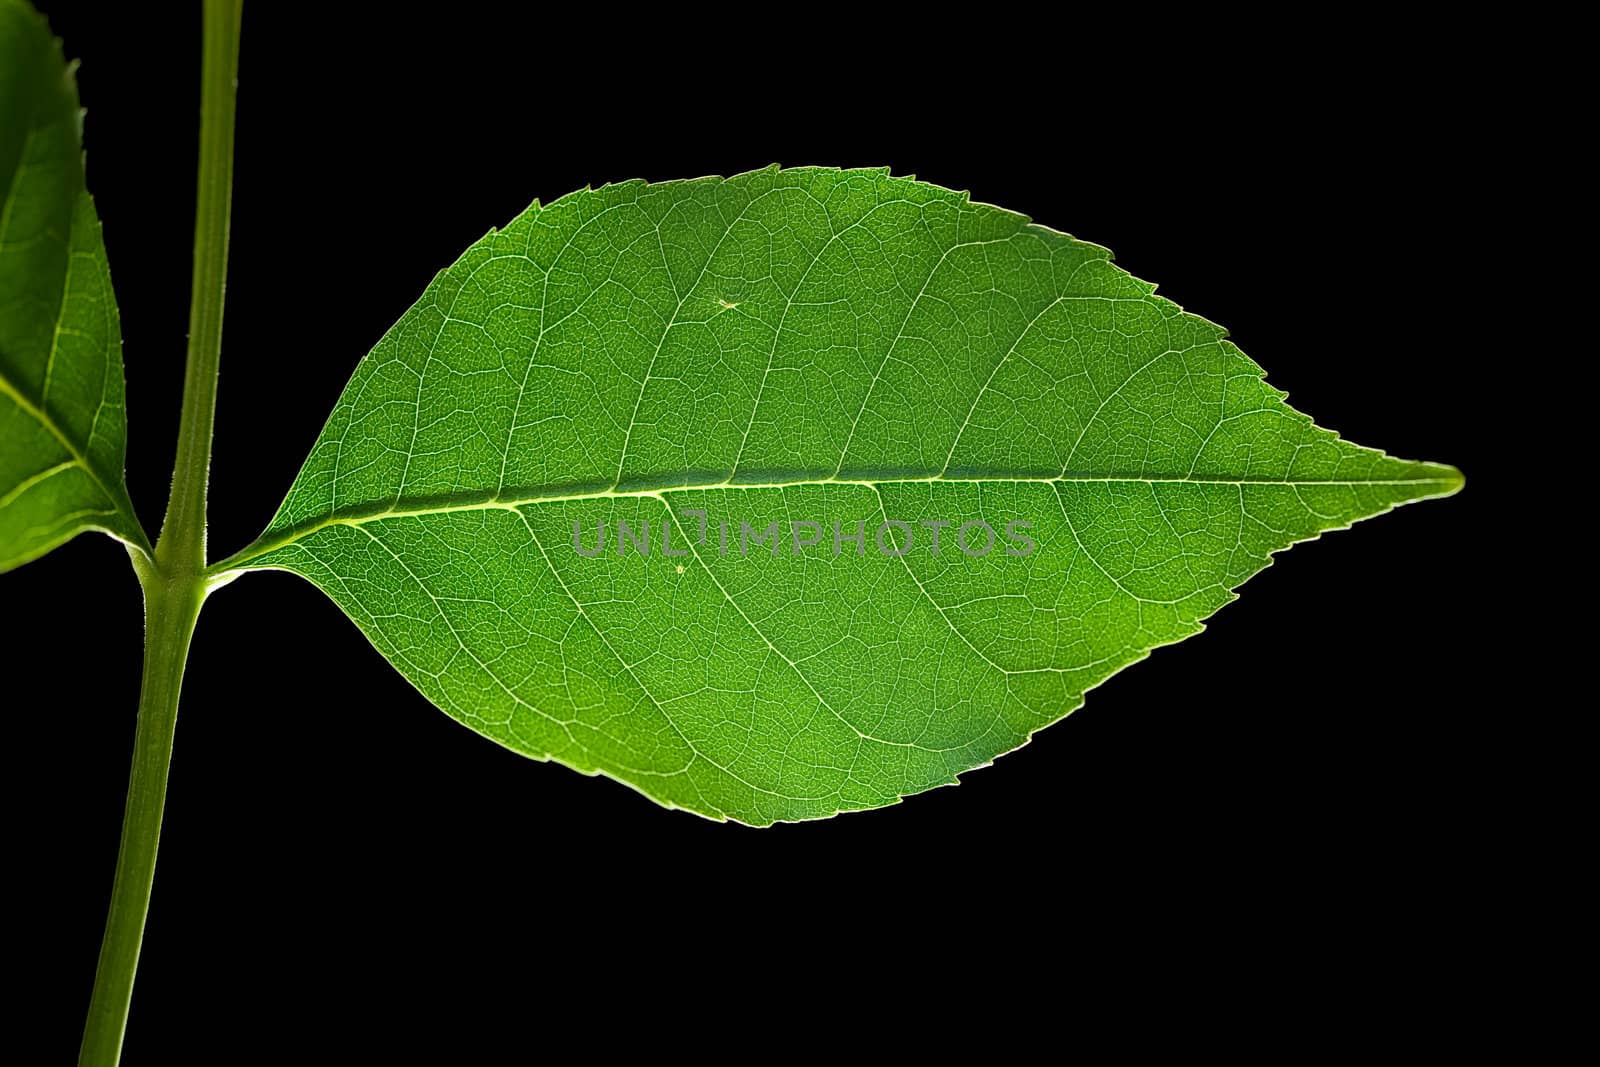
[226,167,1461,824]
[0,0,144,572]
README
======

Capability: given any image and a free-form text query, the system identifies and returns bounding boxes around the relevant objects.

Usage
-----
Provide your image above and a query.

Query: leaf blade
[235,167,1460,823]
[0,0,145,572]
[0,2,144,575]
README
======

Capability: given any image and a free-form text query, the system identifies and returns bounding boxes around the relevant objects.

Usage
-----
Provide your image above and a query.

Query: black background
[16,5,1502,1057]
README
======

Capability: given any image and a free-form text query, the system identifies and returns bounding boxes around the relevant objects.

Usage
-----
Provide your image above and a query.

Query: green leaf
[0,0,145,573]
[226,167,1461,825]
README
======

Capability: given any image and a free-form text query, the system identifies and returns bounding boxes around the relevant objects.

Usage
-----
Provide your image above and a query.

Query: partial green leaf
[228,167,1461,824]
[0,0,145,572]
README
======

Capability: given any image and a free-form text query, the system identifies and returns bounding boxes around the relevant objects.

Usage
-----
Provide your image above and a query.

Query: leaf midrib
[220,468,1460,575]
[0,362,143,544]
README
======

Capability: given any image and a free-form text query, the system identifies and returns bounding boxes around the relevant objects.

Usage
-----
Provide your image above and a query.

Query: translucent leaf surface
[0,0,143,571]
[229,167,1461,824]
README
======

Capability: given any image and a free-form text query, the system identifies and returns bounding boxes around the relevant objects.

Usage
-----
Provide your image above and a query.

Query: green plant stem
[79,3,242,1064]
[77,565,203,1067]
[157,0,242,572]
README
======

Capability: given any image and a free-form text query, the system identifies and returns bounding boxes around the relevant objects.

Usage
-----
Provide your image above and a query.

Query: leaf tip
[1438,463,1466,496]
